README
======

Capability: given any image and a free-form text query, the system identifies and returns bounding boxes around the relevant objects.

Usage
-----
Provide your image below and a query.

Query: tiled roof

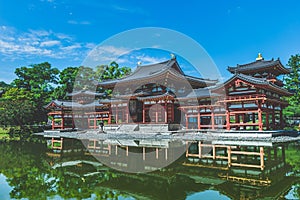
[45,100,104,109]
[67,90,104,97]
[227,58,290,74]
[98,58,217,87]
[218,73,292,96]
[99,98,126,104]
[113,91,152,99]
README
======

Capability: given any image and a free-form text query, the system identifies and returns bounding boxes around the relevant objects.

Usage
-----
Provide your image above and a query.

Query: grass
[0,127,9,140]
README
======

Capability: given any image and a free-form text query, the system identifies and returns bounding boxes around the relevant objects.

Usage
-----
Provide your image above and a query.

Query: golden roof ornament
[170,53,176,59]
[256,53,264,61]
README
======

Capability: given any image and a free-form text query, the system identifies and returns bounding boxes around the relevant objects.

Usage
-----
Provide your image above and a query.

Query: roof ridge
[138,59,172,68]
[230,59,275,69]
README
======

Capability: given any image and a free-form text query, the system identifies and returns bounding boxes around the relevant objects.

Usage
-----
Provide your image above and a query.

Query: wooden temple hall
[45,54,292,131]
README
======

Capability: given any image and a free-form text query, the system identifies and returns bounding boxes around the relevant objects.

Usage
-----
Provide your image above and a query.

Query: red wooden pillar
[211,113,215,129]
[226,110,230,130]
[164,101,167,123]
[52,117,55,130]
[171,100,175,122]
[155,101,158,123]
[142,103,145,123]
[126,102,129,123]
[121,107,124,123]
[108,107,112,124]
[61,113,65,130]
[260,147,265,170]
[197,108,201,129]
[115,104,118,124]
[272,104,275,129]
[211,108,215,130]
[258,102,263,131]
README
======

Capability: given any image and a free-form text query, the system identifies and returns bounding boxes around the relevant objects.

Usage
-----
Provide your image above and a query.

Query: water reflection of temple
[45,138,297,199]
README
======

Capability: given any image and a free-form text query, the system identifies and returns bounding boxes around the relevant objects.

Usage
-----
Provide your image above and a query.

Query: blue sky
[1,0,300,83]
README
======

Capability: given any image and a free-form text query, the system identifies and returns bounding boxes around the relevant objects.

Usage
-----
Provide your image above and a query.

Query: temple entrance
[128,99,143,123]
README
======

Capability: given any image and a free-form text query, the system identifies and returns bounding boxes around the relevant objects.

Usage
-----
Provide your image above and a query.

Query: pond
[0,139,299,200]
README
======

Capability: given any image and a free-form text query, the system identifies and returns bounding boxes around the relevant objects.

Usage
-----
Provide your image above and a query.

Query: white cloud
[40,40,61,47]
[60,43,81,51]
[134,54,167,64]
[67,20,91,25]
[55,33,72,40]
[111,4,147,16]
[0,26,96,62]
[82,45,131,67]
[40,0,55,2]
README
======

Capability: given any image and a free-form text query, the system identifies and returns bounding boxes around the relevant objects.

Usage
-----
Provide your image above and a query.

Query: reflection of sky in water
[186,190,230,200]
[0,174,12,200]
[285,185,300,200]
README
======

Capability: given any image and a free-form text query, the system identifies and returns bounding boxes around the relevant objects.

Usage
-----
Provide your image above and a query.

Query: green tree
[0,88,38,139]
[13,62,60,123]
[96,61,131,81]
[14,62,59,93]
[0,81,11,97]
[96,61,131,95]
[73,66,100,91]
[284,54,300,105]
[283,55,300,128]
[72,62,131,94]
[52,67,79,99]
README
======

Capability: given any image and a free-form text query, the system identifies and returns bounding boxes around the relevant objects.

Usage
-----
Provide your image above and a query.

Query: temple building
[181,54,291,131]
[97,58,217,125]
[45,90,108,129]
[45,54,292,131]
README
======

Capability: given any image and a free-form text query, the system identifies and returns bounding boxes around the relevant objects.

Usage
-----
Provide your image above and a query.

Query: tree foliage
[63,62,131,95]
[95,61,131,95]
[14,62,59,93]
[0,81,11,97]
[283,55,300,125]
[11,62,60,123]
[96,61,131,81]
[284,54,300,106]
[0,61,130,133]
[0,88,36,127]
[52,67,79,99]
[73,66,99,91]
